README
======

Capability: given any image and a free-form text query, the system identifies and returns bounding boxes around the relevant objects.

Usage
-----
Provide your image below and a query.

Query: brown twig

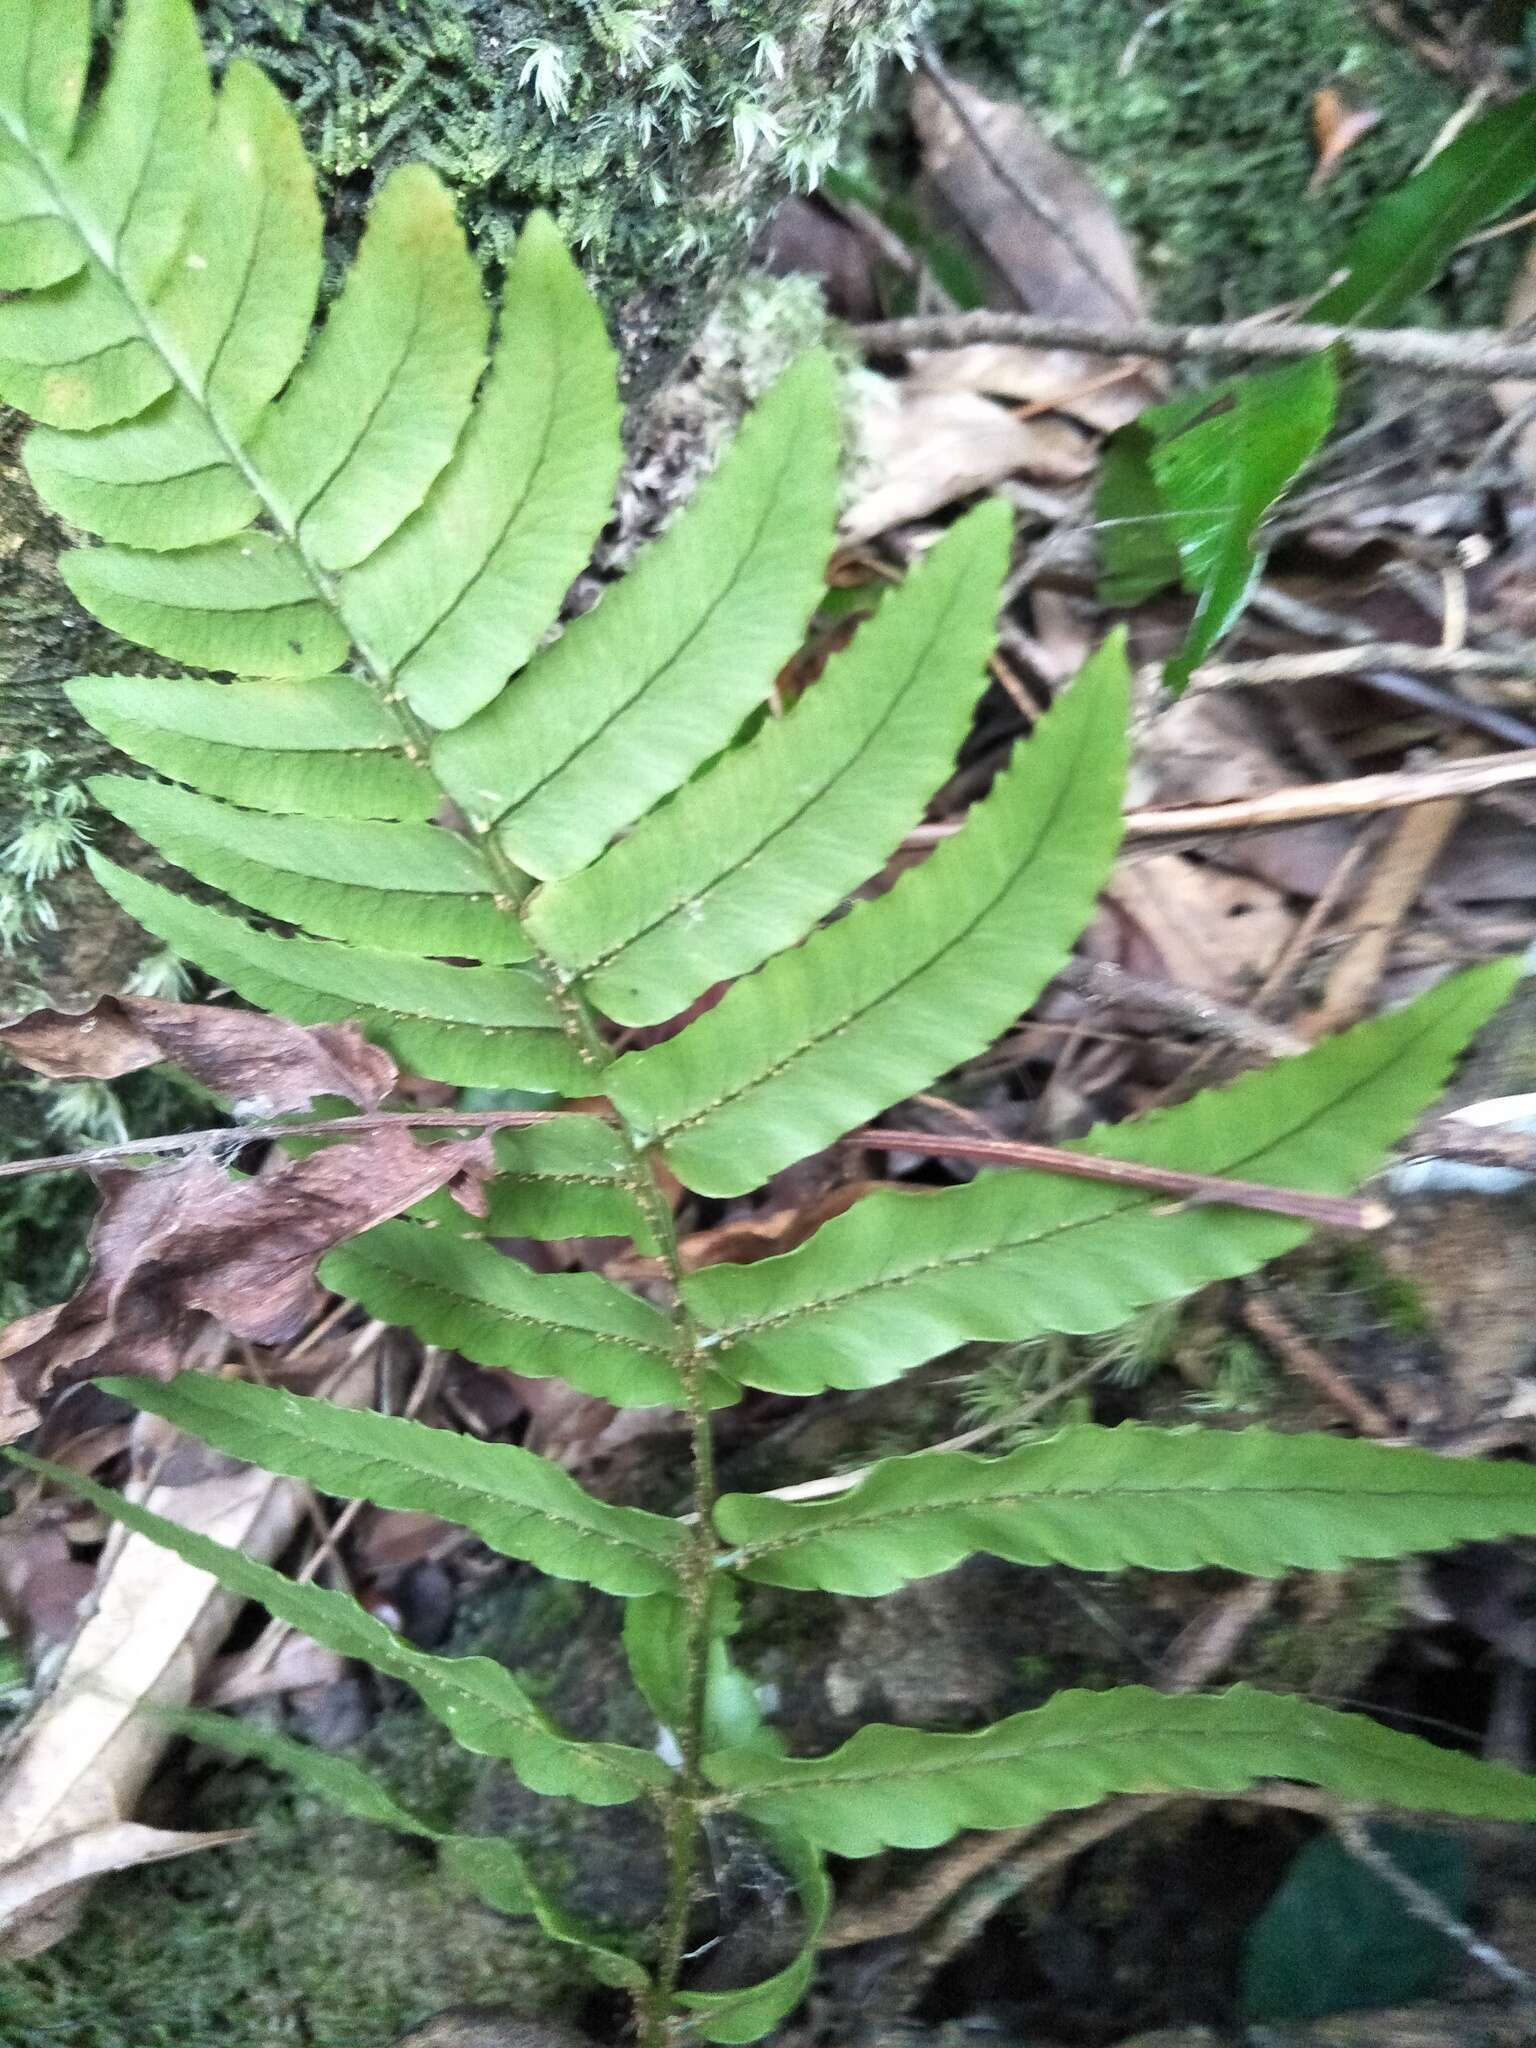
[1055,956,1306,1057]
[855,307,1536,383]
[860,1129,1390,1233]
[1307,778,1469,1035]
[897,750,1536,850]
[0,1104,1387,1231]
[1187,643,1536,688]
[1122,750,1536,836]
[0,1106,570,1182]
[1241,1292,1394,1436]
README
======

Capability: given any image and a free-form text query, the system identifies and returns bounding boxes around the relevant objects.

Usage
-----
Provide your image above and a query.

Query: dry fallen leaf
[0,1822,251,1935]
[902,68,1162,435]
[904,341,1155,436]
[1309,87,1383,195]
[0,1126,493,1434]
[0,1388,374,1956]
[844,382,1091,543]
[0,994,397,1115]
[912,70,1144,325]
[1108,854,1295,998]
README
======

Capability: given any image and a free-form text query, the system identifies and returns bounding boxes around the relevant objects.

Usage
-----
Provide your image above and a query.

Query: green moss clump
[930,0,1514,327]
[0,1716,574,2048]
[192,0,924,384]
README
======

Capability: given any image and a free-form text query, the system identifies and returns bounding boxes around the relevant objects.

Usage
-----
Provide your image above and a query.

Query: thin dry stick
[1122,749,1536,837]
[1055,956,1306,1057]
[1250,827,1384,1014]
[1242,1292,1393,1437]
[1333,1814,1535,1995]
[897,749,1536,851]
[1187,642,1536,689]
[0,1105,1386,1231]
[1308,784,1468,1036]
[859,1129,1389,1232]
[0,1105,569,1182]
[855,307,1536,383]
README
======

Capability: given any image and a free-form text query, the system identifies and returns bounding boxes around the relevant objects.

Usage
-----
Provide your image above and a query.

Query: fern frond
[609,636,1128,1195]
[688,960,1518,1391]
[142,1704,651,1993]
[67,675,439,820]
[20,60,320,543]
[87,856,581,1091]
[91,774,532,960]
[430,351,841,878]
[716,1423,1536,1594]
[410,1117,656,1245]
[107,1375,686,1594]
[705,1683,1536,1857]
[319,1218,735,1410]
[6,1449,668,1806]
[525,502,1010,1027]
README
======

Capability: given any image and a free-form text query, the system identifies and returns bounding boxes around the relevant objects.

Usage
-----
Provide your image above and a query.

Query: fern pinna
[5,0,1536,2037]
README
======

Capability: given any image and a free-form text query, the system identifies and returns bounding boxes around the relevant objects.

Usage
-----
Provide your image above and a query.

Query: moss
[1240,1563,1404,1702]
[929,0,1517,327]
[192,0,925,386]
[0,1715,574,2047]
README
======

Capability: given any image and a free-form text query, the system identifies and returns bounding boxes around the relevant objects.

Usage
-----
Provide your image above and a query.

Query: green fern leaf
[430,352,842,879]
[63,529,348,676]
[66,674,439,820]
[87,854,581,1090]
[705,1683,1536,1856]
[23,60,321,547]
[340,208,621,728]
[5,1449,668,1807]
[610,637,1127,1196]
[689,959,1518,1392]
[526,501,1010,1026]
[410,1117,655,1245]
[250,163,488,570]
[0,0,207,428]
[128,1702,651,1994]
[716,1424,1536,1594]
[0,0,89,163]
[319,1218,734,1411]
[106,1374,685,1595]
[0,0,90,290]
[90,774,530,961]
[676,1826,830,2044]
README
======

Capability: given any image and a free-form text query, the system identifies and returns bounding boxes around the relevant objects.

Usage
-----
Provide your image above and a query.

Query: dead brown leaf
[0,1400,348,1957]
[0,995,397,1115]
[903,68,1161,435]
[0,1823,251,1937]
[1107,855,1295,998]
[912,71,1144,324]
[1308,87,1383,194]
[844,383,1091,543]
[0,1126,492,1435]
[904,342,1154,436]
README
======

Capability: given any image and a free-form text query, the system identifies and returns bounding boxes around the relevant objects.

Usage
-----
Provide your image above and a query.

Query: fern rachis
[3,3,1536,2039]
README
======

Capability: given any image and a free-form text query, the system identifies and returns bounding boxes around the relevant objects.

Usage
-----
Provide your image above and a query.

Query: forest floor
[6,2,1536,2045]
